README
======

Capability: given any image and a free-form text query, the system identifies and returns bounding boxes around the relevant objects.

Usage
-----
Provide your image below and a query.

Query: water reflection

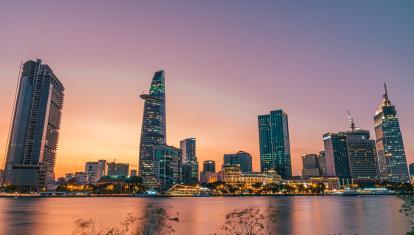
[0,196,410,235]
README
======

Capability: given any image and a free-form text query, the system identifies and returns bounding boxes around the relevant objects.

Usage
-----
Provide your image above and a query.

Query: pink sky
[0,1,413,177]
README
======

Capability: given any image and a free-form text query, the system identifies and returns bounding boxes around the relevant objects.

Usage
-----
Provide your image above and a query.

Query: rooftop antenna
[347,110,356,132]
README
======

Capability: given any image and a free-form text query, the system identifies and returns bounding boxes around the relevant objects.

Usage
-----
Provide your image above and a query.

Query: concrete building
[85,160,107,183]
[3,59,64,189]
[107,162,129,177]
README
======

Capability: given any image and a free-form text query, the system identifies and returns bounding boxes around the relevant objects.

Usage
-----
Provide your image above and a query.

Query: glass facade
[180,138,199,184]
[323,133,350,179]
[3,59,64,189]
[153,145,182,190]
[258,110,292,179]
[138,71,166,181]
[374,85,409,182]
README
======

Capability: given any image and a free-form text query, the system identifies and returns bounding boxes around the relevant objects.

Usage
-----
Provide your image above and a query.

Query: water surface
[0,196,409,235]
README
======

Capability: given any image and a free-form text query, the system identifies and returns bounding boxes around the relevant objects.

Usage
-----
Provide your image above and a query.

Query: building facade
[374,84,409,182]
[180,138,199,184]
[85,160,107,183]
[223,151,252,173]
[3,59,64,189]
[323,133,350,178]
[203,160,216,173]
[138,71,166,182]
[153,145,182,190]
[107,162,129,177]
[258,110,292,178]
[301,154,321,179]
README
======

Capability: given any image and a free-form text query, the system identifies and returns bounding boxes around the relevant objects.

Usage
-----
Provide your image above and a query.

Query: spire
[383,83,391,106]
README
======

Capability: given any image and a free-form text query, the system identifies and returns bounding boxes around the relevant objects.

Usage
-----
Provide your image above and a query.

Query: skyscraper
[258,109,292,178]
[138,71,166,181]
[374,84,409,182]
[323,133,351,179]
[3,59,64,189]
[180,138,199,184]
[223,151,253,173]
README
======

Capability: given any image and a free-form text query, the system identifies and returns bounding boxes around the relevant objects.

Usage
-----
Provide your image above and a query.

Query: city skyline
[1,1,414,178]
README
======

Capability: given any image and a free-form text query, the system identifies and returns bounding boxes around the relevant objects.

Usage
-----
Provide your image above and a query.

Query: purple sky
[0,1,413,176]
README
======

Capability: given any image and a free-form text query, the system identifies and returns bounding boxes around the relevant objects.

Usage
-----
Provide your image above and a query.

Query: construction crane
[347,110,356,132]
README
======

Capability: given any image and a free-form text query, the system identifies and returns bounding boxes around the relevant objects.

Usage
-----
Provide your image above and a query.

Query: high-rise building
[346,130,378,179]
[324,129,379,183]
[180,138,199,184]
[223,151,253,173]
[3,59,64,189]
[323,133,351,178]
[374,84,409,183]
[107,162,129,177]
[258,110,292,178]
[318,151,327,176]
[138,71,166,182]
[203,160,216,173]
[153,145,182,190]
[301,154,321,179]
[85,160,107,183]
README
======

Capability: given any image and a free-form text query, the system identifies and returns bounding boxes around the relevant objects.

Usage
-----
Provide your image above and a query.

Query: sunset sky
[0,1,413,177]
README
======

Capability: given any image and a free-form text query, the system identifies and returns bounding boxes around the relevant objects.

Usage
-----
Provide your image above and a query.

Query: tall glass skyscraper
[3,59,64,189]
[374,84,409,182]
[258,110,292,179]
[180,138,199,184]
[138,71,166,180]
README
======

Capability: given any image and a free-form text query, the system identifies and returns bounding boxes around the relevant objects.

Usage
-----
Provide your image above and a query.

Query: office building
[85,160,107,183]
[258,109,292,178]
[318,151,327,176]
[301,154,321,179]
[323,133,350,178]
[138,71,166,182]
[153,145,182,190]
[107,162,129,177]
[203,160,216,173]
[180,138,199,184]
[324,128,380,184]
[130,169,137,177]
[374,84,409,182]
[3,59,64,189]
[223,151,253,173]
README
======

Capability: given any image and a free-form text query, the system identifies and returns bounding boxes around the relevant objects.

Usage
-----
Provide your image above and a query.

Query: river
[0,196,409,235]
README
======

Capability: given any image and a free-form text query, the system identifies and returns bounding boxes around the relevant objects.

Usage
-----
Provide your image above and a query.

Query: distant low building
[85,160,107,183]
[221,165,281,187]
[200,171,218,184]
[107,162,129,177]
[285,177,340,190]
[130,170,137,177]
[224,151,253,173]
